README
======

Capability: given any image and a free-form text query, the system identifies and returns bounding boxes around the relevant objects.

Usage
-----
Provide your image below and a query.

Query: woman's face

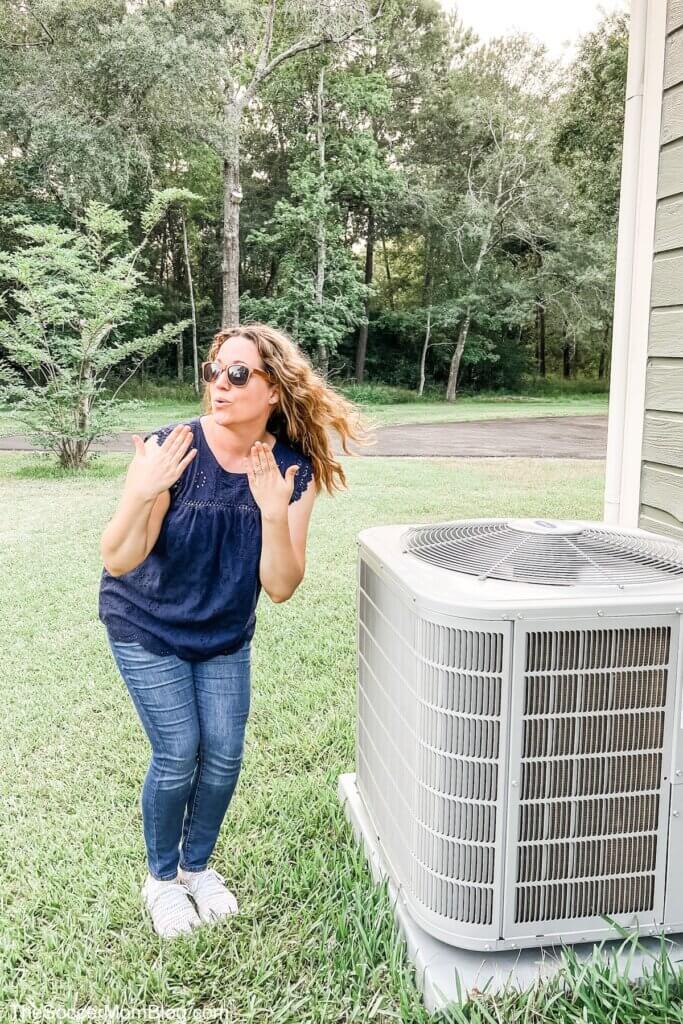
[209,337,278,427]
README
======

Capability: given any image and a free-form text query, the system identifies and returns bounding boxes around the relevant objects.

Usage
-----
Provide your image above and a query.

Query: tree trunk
[165,215,184,383]
[381,233,395,311]
[446,315,470,402]
[62,363,94,468]
[222,104,242,327]
[355,205,374,384]
[158,216,168,287]
[598,320,610,379]
[222,155,242,327]
[418,306,431,398]
[562,321,571,379]
[446,215,492,402]
[420,249,431,307]
[537,299,546,377]
[315,61,329,377]
[181,212,199,395]
[417,251,432,396]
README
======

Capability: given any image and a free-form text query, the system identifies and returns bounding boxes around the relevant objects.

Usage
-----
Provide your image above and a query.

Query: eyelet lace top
[98,416,315,661]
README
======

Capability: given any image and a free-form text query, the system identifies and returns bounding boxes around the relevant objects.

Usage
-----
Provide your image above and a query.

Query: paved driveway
[361,415,607,459]
[0,414,607,459]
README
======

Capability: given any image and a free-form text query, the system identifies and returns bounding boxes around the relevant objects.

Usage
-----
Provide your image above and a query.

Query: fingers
[174,431,194,460]
[161,424,192,454]
[251,440,272,473]
[165,425,194,459]
[178,448,197,471]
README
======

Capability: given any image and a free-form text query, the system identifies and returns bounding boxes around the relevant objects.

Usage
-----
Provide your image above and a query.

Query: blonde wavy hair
[200,323,378,497]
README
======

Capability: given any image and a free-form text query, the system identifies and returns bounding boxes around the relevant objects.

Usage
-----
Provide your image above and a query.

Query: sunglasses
[201,360,273,387]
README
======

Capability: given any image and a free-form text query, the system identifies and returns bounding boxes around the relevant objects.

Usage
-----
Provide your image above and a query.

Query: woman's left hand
[244,441,299,519]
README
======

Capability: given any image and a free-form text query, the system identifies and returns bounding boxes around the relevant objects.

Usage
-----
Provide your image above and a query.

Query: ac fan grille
[513,626,671,925]
[403,520,683,586]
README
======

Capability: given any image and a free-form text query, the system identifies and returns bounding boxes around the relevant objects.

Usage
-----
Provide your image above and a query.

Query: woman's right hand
[125,425,197,502]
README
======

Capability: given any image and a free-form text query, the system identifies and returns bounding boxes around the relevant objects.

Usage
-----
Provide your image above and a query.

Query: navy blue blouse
[98,415,315,662]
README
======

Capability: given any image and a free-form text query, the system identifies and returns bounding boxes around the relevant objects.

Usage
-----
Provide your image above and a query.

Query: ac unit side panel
[668,613,683,781]
[663,614,683,926]
[502,615,679,942]
[356,554,420,895]
[664,788,683,927]
[356,548,515,944]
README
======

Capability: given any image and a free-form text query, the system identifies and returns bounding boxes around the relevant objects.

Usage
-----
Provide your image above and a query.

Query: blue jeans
[107,635,251,881]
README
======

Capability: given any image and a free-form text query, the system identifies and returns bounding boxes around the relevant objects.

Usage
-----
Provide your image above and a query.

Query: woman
[98,322,372,938]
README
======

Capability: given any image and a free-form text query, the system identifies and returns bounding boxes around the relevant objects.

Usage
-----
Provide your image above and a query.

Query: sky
[438,0,629,63]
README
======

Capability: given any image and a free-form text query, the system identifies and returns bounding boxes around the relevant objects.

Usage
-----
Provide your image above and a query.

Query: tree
[553,9,629,230]
[241,35,401,372]
[0,1,627,393]
[351,0,467,383]
[242,153,370,362]
[131,0,383,327]
[408,33,565,400]
[0,190,199,469]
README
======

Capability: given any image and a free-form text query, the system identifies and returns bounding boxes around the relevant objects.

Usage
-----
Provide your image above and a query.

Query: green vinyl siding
[640,1,683,539]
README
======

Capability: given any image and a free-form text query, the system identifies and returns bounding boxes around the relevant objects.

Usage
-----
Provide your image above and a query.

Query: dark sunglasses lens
[202,361,218,383]
[228,364,250,386]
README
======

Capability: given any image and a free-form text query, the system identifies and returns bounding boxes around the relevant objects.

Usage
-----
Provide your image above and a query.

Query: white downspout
[604,0,667,527]
[604,0,647,525]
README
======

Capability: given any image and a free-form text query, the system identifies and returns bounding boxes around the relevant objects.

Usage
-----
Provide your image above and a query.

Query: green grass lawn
[4,447,680,1022]
[0,393,608,438]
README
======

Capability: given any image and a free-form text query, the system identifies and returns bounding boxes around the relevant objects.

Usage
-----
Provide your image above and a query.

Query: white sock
[147,873,179,888]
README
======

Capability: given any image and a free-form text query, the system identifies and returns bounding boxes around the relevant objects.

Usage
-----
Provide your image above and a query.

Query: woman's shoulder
[275,437,315,505]
[143,419,196,445]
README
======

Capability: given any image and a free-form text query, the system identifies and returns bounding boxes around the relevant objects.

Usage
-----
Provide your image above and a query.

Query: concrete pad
[337,772,683,1014]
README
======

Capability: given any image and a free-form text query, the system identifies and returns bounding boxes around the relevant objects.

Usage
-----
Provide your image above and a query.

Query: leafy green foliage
[0,190,199,467]
[0,2,626,400]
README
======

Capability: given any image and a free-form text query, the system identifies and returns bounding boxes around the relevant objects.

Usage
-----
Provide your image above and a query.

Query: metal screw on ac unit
[673,811,680,818]
[597,609,603,616]
[676,770,682,777]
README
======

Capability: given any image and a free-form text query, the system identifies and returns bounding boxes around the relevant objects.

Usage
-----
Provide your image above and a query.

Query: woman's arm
[100,424,196,576]
[101,487,170,577]
[259,479,316,602]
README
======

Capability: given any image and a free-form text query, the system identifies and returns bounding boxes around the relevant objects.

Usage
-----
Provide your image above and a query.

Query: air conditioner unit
[354,517,683,951]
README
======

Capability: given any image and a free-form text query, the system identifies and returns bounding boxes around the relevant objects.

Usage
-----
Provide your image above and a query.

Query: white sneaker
[141,873,202,938]
[177,867,239,923]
